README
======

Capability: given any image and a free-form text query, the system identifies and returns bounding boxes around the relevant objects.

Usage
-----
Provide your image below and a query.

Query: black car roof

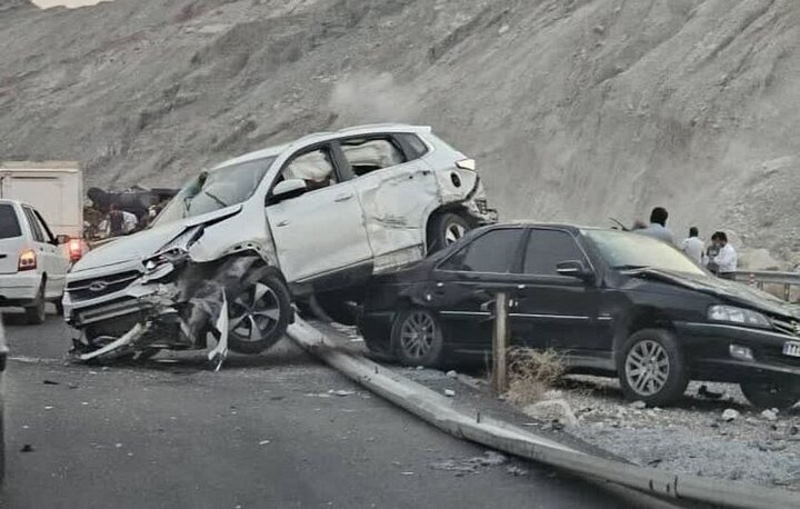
[482,222,603,234]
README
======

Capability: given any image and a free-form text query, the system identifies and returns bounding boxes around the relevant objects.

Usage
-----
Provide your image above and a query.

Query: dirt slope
[1,0,799,261]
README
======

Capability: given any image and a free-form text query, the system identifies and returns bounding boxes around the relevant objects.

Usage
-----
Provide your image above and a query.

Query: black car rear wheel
[392,308,444,367]
[25,282,46,325]
[740,380,800,410]
[619,329,688,406]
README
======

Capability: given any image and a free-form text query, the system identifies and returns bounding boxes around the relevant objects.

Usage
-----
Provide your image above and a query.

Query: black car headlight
[708,305,770,328]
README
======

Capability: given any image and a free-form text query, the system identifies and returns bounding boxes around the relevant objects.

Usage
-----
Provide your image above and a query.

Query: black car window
[340,137,407,176]
[23,207,44,242]
[0,204,22,239]
[522,229,586,276]
[440,229,524,273]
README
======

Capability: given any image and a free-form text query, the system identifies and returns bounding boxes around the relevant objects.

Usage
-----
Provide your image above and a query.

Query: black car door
[511,228,603,355]
[432,227,527,356]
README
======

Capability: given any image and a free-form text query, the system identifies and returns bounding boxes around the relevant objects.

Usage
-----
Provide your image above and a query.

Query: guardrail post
[492,292,509,395]
[784,283,791,301]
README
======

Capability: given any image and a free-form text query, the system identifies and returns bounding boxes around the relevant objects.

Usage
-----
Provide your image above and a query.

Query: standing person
[681,227,705,265]
[708,231,737,279]
[107,204,125,237]
[122,209,138,234]
[636,207,675,245]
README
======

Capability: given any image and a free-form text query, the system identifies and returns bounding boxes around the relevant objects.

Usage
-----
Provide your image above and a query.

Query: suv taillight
[18,249,37,271]
[456,159,476,171]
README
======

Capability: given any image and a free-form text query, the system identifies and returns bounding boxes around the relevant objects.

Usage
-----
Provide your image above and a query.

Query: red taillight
[18,249,37,271]
[68,238,83,262]
[456,159,476,171]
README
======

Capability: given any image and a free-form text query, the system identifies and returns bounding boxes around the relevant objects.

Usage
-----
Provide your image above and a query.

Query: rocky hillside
[1,0,799,263]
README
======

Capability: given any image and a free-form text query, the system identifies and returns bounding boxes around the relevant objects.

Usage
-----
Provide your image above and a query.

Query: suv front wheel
[618,329,688,406]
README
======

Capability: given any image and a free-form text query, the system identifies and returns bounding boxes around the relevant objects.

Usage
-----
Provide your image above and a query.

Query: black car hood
[626,268,800,319]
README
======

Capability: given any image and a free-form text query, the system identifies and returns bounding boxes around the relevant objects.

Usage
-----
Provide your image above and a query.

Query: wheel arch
[612,306,678,365]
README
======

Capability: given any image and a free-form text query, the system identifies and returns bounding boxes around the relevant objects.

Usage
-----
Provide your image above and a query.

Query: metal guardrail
[733,270,800,301]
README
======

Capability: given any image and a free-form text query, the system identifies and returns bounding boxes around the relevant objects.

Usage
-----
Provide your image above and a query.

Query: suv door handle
[276,220,289,227]
[334,193,353,202]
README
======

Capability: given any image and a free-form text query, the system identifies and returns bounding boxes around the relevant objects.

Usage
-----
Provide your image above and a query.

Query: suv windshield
[584,229,705,275]
[154,157,275,227]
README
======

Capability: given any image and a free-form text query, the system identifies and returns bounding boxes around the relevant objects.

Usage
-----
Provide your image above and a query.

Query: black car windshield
[584,229,705,275]
[154,157,275,227]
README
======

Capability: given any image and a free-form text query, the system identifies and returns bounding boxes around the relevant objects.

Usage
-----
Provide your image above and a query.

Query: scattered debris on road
[723,409,741,422]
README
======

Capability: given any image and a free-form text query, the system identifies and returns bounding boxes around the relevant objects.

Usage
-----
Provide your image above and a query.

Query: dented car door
[341,135,437,272]
[266,144,372,283]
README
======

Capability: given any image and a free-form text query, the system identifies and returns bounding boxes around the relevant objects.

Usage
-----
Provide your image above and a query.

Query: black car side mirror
[556,260,594,282]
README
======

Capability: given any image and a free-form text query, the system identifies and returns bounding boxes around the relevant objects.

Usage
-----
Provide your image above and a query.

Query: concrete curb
[287,318,798,509]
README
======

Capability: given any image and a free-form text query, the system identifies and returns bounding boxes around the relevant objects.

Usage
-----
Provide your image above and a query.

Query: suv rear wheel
[427,212,469,253]
[618,329,688,406]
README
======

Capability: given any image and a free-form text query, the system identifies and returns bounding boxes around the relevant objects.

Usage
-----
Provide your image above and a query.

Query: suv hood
[629,268,800,319]
[71,205,241,273]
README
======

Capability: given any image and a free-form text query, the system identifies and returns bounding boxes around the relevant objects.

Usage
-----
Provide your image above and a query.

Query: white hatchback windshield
[154,157,275,227]
[585,229,705,275]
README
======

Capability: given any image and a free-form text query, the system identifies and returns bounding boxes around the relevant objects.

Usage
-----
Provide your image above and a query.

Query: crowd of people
[634,206,738,279]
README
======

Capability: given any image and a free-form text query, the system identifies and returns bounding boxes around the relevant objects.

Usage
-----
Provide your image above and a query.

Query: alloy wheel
[229,282,281,342]
[625,339,670,397]
[399,311,437,360]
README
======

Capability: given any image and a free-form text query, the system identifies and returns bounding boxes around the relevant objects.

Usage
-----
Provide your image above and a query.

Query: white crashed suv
[64,124,496,358]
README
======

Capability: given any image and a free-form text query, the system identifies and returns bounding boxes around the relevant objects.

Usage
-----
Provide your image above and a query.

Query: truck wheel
[618,329,688,407]
[225,265,292,355]
[427,212,469,253]
[391,308,445,367]
[25,283,46,325]
[740,381,800,410]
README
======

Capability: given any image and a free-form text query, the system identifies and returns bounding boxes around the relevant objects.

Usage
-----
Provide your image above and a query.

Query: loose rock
[761,409,778,422]
[722,409,740,422]
[523,399,578,427]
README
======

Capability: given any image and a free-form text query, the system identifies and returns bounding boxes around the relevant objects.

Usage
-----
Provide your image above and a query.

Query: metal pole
[784,283,791,302]
[492,292,509,395]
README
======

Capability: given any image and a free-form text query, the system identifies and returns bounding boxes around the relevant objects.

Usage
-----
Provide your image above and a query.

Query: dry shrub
[504,348,565,405]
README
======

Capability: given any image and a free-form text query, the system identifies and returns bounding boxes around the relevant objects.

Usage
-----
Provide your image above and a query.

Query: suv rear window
[0,204,22,239]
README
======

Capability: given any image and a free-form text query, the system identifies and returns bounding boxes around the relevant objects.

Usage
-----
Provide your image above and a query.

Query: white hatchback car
[0,200,69,324]
[65,124,496,356]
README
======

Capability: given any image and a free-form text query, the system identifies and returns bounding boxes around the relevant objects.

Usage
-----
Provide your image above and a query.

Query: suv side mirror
[556,260,594,282]
[270,179,307,202]
[55,234,70,245]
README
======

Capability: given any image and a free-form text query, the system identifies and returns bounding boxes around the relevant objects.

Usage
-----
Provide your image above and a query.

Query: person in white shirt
[708,231,737,279]
[680,227,705,266]
[122,210,138,234]
[636,207,675,245]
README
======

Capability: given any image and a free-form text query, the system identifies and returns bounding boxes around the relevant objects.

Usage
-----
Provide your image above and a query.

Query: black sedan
[359,223,800,408]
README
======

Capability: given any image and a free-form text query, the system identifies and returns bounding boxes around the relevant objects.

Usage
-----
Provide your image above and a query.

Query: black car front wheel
[619,329,688,406]
[740,380,800,410]
[391,308,444,367]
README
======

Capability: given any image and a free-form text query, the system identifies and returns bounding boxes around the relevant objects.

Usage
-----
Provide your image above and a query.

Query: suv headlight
[144,226,202,272]
[708,305,770,328]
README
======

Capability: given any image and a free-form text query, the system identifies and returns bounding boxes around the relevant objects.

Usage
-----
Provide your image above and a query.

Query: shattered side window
[439,229,524,273]
[154,156,275,226]
[340,137,407,176]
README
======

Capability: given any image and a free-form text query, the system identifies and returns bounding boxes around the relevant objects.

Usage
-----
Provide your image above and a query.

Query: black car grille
[770,317,800,338]
[67,270,141,301]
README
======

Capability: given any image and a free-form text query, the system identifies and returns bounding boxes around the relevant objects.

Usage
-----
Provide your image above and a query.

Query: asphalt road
[0,310,623,508]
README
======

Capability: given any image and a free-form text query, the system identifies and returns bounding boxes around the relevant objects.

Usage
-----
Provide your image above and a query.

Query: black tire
[224,265,292,355]
[391,308,445,367]
[618,329,689,407]
[427,212,470,254]
[740,380,800,410]
[315,291,359,326]
[25,282,46,325]
[54,298,64,317]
